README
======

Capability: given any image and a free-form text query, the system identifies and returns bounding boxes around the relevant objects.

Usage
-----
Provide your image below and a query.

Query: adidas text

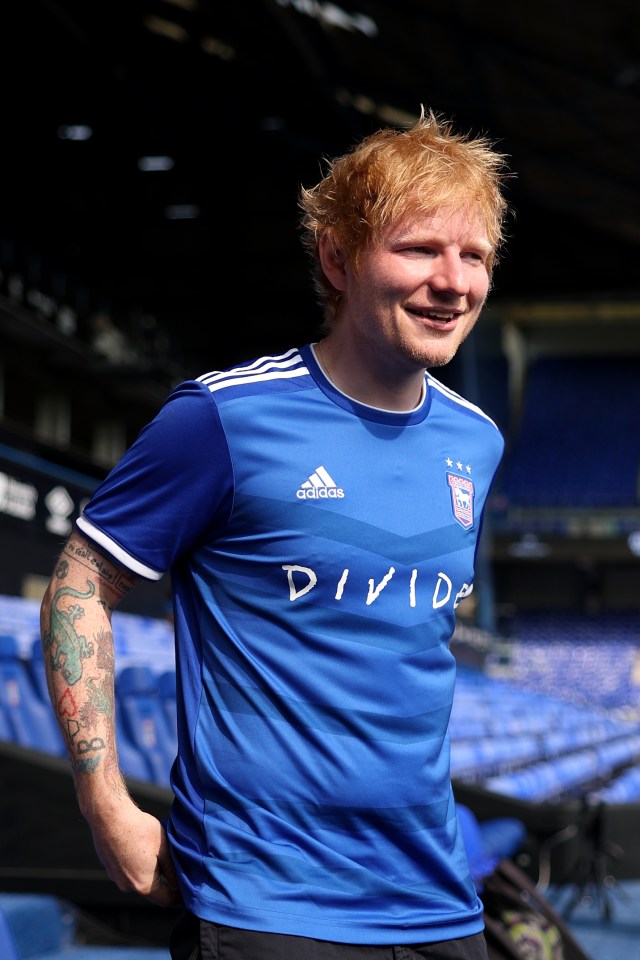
[296,487,345,500]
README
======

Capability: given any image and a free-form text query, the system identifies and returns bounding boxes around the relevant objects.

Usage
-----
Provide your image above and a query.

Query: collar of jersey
[302,343,432,426]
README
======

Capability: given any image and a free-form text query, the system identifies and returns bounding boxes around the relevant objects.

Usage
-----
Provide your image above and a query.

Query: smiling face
[342,205,492,373]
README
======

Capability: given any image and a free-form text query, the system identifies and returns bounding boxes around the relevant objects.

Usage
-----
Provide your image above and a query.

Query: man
[40,107,511,960]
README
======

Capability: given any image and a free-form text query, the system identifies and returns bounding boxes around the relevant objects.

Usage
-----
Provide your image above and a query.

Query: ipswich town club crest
[447,473,474,528]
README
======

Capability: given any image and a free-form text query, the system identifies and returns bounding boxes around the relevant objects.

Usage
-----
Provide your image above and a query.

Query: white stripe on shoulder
[77,516,164,581]
[197,348,309,393]
[426,374,500,429]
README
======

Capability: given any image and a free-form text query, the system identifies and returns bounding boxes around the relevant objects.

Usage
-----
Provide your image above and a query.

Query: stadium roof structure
[3,0,640,372]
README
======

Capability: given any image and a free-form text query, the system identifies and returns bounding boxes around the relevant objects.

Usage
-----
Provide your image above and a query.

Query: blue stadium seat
[0,702,12,742]
[0,892,75,958]
[0,908,20,960]
[456,803,526,890]
[157,670,177,748]
[499,356,640,509]
[116,665,175,786]
[589,766,640,804]
[115,711,157,784]
[0,634,65,755]
[0,891,168,958]
[28,637,52,704]
[450,740,484,780]
[478,815,527,868]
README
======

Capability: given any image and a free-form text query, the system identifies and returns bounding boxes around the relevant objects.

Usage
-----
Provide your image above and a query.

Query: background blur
[1,3,640,957]
[1,0,639,623]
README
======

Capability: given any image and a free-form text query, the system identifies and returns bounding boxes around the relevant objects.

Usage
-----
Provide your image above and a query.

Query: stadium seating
[28,637,153,782]
[498,355,640,509]
[0,596,176,783]
[0,902,20,960]
[0,891,168,959]
[589,765,640,803]
[115,711,158,783]
[3,592,639,806]
[456,803,526,890]
[0,595,41,659]
[3,590,640,894]
[27,638,50,703]
[116,665,176,786]
[0,633,65,756]
[157,670,178,748]
[507,610,640,709]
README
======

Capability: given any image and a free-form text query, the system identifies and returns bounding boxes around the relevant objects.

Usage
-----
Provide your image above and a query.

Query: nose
[429,251,469,297]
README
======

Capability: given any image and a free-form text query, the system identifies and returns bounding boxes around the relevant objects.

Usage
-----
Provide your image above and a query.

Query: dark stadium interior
[1,3,640,958]
[2,0,639,608]
[3,0,640,372]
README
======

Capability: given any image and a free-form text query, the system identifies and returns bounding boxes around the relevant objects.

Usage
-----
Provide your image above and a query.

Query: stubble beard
[404,329,469,371]
[414,313,481,370]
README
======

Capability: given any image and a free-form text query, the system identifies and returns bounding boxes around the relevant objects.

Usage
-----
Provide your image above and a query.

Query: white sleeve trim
[76,515,165,581]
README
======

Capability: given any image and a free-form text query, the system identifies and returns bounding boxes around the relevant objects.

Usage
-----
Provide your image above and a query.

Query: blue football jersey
[78,343,504,943]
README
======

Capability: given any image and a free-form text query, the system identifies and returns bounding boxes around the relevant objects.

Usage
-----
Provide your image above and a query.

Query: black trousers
[169,911,489,960]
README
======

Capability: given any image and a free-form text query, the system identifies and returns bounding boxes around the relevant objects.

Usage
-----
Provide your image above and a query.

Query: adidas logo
[296,465,345,500]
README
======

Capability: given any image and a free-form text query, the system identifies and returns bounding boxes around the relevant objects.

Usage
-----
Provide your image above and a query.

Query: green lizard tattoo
[43,582,96,685]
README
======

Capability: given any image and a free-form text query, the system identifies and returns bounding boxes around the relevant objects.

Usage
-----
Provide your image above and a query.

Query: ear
[318,234,348,292]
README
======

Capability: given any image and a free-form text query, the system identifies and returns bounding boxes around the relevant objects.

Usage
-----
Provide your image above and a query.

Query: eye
[405,245,436,256]
[463,250,488,264]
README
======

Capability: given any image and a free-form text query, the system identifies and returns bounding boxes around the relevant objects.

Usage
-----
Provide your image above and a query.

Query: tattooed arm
[39,530,181,907]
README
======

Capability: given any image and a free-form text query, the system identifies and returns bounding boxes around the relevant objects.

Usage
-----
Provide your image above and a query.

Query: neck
[316,337,425,412]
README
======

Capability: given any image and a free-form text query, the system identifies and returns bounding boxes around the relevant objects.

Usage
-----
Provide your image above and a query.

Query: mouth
[406,306,460,326]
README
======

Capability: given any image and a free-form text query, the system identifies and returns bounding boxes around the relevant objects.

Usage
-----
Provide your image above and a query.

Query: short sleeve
[77,380,233,579]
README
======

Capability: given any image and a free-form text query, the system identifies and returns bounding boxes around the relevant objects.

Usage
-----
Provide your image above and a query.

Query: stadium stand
[590,765,640,803]
[2,592,640,950]
[156,670,178,749]
[115,665,176,786]
[498,355,640,511]
[3,598,640,857]
[27,636,153,781]
[0,632,65,756]
[505,610,640,709]
[0,892,168,958]
[2,20,639,950]
[455,803,526,890]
